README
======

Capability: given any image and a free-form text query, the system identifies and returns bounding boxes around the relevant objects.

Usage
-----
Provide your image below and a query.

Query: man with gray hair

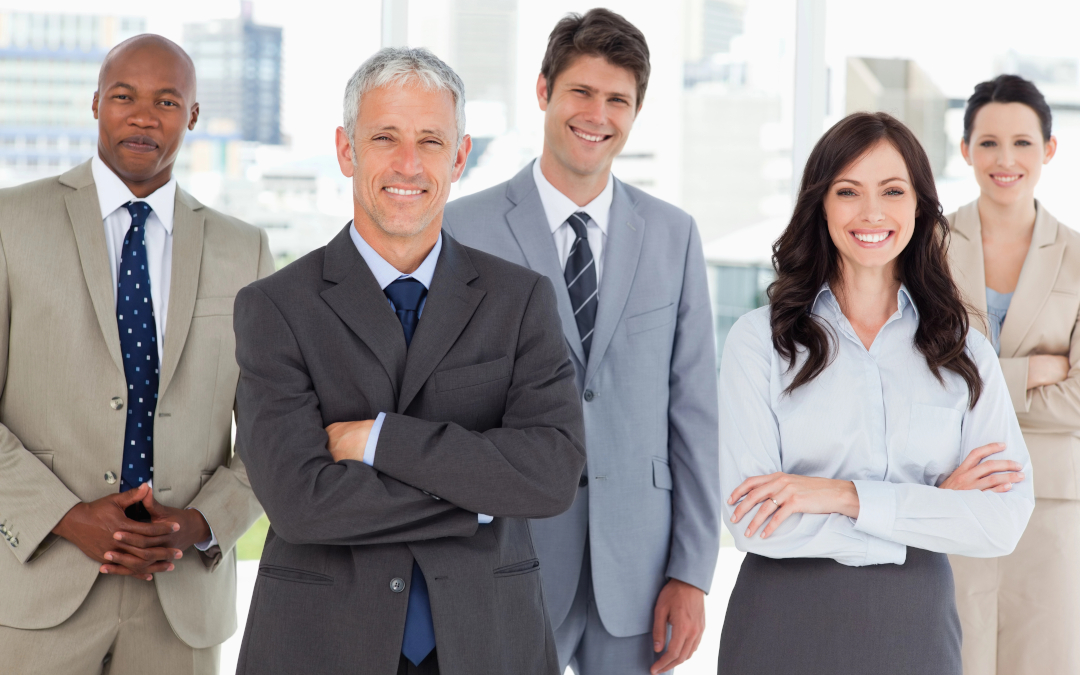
[233,47,585,675]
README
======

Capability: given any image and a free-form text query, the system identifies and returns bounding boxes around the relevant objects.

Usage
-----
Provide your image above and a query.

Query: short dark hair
[963,74,1052,143]
[540,8,650,108]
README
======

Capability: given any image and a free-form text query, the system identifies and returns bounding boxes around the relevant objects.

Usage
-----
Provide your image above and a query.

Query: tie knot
[124,201,153,226]
[567,212,590,240]
[384,277,427,313]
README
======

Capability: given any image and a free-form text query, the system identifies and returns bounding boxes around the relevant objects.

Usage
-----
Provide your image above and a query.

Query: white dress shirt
[531,158,612,284]
[92,156,216,550]
[348,224,491,524]
[719,284,1034,566]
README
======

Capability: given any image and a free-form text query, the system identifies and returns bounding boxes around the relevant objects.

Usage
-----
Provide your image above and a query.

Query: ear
[335,126,356,178]
[451,134,473,183]
[92,91,100,120]
[188,102,200,131]
[959,138,972,166]
[1044,135,1058,164]
[536,73,550,112]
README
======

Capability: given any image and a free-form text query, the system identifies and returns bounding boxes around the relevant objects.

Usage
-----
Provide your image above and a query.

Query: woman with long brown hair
[947,74,1080,674]
[716,112,1033,674]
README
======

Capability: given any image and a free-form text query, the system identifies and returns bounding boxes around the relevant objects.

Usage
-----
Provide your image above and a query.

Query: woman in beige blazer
[947,74,1080,674]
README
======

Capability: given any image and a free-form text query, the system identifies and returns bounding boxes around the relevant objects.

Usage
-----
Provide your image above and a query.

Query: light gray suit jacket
[443,162,720,637]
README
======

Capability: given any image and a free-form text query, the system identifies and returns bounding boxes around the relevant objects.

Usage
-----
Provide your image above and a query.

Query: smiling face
[537,54,638,182]
[962,101,1056,209]
[336,82,470,245]
[823,140,918,279]
[93,39,198,197]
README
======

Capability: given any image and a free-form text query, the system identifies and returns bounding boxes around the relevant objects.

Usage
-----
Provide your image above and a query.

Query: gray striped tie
[563,212,598,359]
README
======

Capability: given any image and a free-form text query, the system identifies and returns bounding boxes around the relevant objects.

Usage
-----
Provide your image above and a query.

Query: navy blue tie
[117,201,159,492]
[383,278,435,666]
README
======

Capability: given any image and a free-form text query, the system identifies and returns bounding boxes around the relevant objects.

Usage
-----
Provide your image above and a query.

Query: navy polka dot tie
[117,201,159,492]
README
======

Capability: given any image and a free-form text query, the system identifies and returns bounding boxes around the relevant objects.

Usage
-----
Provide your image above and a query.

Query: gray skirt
[718,548,961,675]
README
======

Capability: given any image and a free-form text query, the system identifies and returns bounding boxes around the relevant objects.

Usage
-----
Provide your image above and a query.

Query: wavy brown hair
[770,112,983,407]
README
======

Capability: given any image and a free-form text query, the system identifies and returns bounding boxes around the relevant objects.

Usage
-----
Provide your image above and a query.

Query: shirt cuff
[188,508,218,551]
[363,413,386,466]
[478,513,493,524]
[852,480,897,542]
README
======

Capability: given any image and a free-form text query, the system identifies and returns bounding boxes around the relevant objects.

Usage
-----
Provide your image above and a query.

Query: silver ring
[770,498,780,507]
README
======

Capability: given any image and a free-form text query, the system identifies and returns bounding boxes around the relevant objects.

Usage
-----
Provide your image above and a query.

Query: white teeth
[573,129,606,142]
[854,232,890,243]
[385,187,423,195]
[994,175,1020,183]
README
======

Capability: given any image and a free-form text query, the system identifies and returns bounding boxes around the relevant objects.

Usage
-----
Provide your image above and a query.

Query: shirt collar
[91,154,176,234]
[811,282,920,321]
[349,222,442,291]
[531,158,613,235]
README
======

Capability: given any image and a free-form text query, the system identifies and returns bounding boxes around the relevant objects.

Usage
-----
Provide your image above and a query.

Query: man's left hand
[325,420,375,462]
[101,487,212,575]
[651,578,706,674]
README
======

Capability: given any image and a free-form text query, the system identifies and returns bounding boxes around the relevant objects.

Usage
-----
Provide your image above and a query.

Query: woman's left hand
[728,473,861,539]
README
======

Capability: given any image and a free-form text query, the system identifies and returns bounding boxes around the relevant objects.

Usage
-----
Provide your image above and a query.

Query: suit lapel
[158,188,204,396]
[398,236,485,413]
[999,202,1064,357]
[62,163,124,374]
[950,201,989,337]
[504,164,586,368]
[584,180,644,386]
[320,225,408,398]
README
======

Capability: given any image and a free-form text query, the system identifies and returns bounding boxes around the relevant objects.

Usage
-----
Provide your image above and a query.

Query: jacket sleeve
[185,228,275,569]
[1010,297,1080,432]
[663,220,721,594]
[234,283,480,546]
[370,275,587,519]
[0,226,81,564]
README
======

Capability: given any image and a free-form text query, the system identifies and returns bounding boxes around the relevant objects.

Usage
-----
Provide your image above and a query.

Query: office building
[0,11,145,182]
[183,4,283,145]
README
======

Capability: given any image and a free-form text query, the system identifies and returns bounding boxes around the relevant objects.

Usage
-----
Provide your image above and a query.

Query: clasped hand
[729,442,1024,539]
[52,482,211,581]
[325,420,375,462]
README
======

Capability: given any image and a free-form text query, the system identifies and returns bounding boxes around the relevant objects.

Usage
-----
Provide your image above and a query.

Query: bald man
[0,34,271,674]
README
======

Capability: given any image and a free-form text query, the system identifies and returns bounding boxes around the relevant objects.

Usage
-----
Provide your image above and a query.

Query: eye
[610,97,628,105]
[1015,140,1031,147]
[373,135,392,142]
[159,100,177,107]
[884,188,904,196]
[572,88,588,95]
[980,140,997,148]
[424,139,442,146]
[836,188,857,197]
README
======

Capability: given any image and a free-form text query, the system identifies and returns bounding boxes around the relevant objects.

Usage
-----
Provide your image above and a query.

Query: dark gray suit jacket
[233,225,586,675]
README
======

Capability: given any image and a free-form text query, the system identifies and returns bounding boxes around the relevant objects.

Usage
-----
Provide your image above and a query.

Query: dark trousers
[397,651,439,675]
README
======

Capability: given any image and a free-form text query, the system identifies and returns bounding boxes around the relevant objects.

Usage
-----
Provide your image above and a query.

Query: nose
[391,139,423,177]
[126,99,159,130]
[862,194,885,224]
[581,95,607,127]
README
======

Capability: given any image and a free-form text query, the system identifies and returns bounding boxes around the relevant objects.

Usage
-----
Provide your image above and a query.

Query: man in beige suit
[0,35,271,673]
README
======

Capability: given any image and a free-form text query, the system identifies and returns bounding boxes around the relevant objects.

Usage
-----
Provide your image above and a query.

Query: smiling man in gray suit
[443,9,720,675]
[233,48,585,675]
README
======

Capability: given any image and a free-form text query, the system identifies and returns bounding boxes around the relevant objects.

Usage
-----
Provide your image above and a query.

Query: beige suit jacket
[948,199,1080,500]
[0,160,273,648]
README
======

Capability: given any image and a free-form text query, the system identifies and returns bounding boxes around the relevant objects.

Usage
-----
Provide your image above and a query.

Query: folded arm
[233,285,479,547]
[1009,301,1080,430]
[369,276,587,519]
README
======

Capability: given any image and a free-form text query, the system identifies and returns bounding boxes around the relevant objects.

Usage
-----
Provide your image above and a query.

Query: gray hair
[343,47,466,149]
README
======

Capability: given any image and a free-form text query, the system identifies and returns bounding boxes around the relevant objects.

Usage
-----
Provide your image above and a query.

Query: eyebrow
[833,177,909,187]
[564,81,634,100]
[108,82,185,98]
[373,125,449,137]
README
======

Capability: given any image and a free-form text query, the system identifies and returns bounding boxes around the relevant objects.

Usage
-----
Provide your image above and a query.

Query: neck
[98,150,173,199]
[538,150,610,207]
[976,194,1037,242]
[833,262,901,329]
[353,214,439,274]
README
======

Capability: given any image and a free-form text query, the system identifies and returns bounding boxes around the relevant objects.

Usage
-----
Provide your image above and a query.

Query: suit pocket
[652,456,673,490]
[193,296,235,317]
[626,303,676,336]
[200,469,215,488]
[30,450,54,471]
[434,356,511,392]
[258,565,334,586]
[494,558,540,577]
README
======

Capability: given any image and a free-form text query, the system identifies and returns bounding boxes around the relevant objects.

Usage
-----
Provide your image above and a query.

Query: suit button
[110,397,124,411]
[583,390,595,402]
[390,577,406,593]
[104,471,117,485]
[579,474,588,488]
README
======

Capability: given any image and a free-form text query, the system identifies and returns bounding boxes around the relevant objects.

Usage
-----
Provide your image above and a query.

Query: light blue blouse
[719,284,1034,566]
[985,287,1014,356]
